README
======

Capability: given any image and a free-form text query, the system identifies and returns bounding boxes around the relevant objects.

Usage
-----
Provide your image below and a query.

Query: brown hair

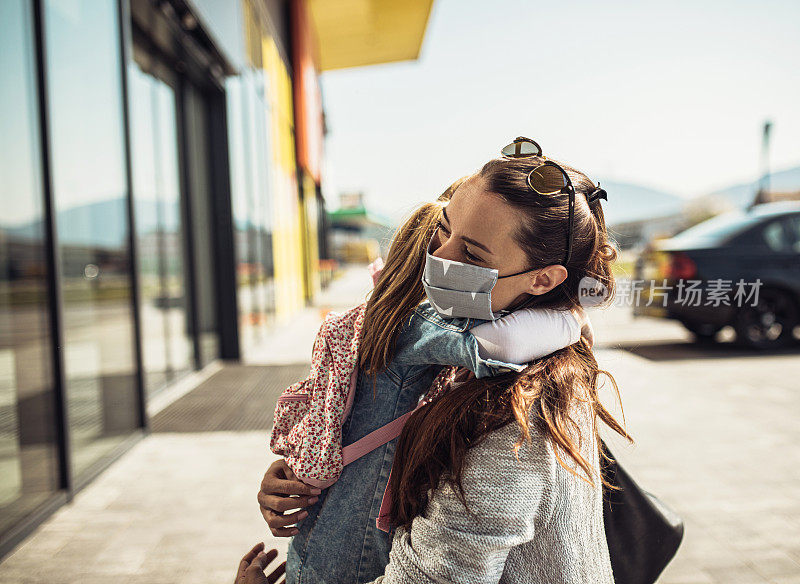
[376,155,633,532]
[358,176,468,381]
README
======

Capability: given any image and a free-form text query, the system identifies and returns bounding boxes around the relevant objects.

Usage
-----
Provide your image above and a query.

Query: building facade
[0,0,433,560]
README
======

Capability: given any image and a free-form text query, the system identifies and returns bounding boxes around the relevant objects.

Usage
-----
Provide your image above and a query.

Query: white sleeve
[470,308,582,365]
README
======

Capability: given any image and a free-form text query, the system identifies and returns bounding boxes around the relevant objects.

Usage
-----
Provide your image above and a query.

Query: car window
[784,215,800,253]
[761,219,792,251]
[761,221,787,251]
[677,212,758,239]
[669,211,764,246]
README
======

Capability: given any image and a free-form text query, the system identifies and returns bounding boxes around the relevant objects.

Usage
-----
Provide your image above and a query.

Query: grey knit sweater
[366,401,615,583]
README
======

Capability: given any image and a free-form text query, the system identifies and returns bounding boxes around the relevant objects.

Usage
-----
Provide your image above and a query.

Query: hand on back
[257,458,321,537]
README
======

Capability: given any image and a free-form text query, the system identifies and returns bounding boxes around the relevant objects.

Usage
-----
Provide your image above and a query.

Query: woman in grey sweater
[367,380,614,583]
[253,145,632,583]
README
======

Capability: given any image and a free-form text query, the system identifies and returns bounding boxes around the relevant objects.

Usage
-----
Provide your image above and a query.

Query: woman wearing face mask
[259,138,630,583]
[368,142,630,583]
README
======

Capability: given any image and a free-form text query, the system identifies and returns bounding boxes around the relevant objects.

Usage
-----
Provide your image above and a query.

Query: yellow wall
[240,0,323,322]
[299,171,320,301]
[262,37,306,320]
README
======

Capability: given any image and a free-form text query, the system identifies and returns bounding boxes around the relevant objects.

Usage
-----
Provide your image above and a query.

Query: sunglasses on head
[500,136,607,266]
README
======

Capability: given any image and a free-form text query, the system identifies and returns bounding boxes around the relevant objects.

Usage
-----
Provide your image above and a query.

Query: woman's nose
[431,237,460,262]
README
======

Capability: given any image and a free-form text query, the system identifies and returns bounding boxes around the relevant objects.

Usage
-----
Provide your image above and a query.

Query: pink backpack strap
[340,398,427,466]
[339,397,430,534]
[340,367,457,468]
[375,368,462,533]
[367,257,385,286]
[373,395,436,533]
[351,367,458,533]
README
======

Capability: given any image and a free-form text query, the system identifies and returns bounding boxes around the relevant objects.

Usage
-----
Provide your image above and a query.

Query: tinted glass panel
[670,210,766,246]
[226,67,276,357]
[129,61,191,399]
[0,0,61,537]
[183,84,219,366]
[44,0,139,478]
[783,215,800,252]
[761,220,787,252]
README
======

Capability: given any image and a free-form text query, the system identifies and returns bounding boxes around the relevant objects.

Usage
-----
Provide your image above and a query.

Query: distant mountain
[1,197,171,248]
[601,164,800,227]
[695,165,800,209]
[598,180,685,226]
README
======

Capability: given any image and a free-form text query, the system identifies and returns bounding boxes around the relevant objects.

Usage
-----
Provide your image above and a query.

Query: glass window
[129,57,192,400]
[761,221,786,252]
[0,0,61,538]
[227,1,278,358]
[44,0,140,478]
[183,83,220,366]
[671,210,765,247]
[225,75,257,352]
[226,66,277,358]
[783,215,800,253]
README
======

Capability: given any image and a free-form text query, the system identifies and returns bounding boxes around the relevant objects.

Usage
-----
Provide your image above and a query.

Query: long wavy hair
[360,156,632,533]
[359,176,467,382]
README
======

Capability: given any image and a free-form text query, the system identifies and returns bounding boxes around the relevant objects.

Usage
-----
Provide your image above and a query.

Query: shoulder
[323,302,366,328]
[318,303,366,351]
[466,415,560,483]
[457,401,599,517]
[375,406,604,584]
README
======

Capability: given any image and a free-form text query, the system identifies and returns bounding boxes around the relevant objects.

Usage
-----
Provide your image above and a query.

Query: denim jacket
[285,300,526,584]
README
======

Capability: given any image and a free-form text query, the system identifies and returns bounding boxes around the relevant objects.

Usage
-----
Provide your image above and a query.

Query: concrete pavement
[593,298,800,583]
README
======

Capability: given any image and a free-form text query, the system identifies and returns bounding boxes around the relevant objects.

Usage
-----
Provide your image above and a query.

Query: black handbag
[600,438,685,584]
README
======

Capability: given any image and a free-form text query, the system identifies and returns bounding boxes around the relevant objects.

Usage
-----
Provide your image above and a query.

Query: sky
[1,0,127,226]
[319,0,800,222]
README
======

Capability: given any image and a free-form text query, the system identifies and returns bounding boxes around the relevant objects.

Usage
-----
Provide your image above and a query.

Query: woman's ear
[525,265,568,295]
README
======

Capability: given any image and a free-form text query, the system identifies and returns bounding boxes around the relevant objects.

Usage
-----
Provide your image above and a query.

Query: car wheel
[733,288,799,349]
[681,321,722,342]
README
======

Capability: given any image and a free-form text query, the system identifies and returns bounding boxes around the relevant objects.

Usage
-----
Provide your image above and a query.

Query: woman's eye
[435,221,481,263]
[464,248,482,263]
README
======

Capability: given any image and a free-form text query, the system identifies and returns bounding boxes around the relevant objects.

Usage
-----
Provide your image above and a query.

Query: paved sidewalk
[0,432,282,584]
[593,304,800,584]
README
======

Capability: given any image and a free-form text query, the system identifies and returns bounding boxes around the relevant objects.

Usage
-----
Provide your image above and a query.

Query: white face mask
[421,227,538,320]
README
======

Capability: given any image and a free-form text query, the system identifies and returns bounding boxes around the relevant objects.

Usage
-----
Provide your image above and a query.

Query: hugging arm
[390,306,526,378]
[470,307,584,364]
[391,304,584,378]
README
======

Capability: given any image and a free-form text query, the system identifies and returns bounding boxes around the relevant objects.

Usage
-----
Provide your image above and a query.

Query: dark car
[632,201,800,348]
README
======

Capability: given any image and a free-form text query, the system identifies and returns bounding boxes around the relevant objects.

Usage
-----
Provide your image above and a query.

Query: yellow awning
[307,0,434,71]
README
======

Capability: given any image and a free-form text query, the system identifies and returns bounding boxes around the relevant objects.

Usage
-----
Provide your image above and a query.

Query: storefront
[0,0,433,560]
[1,0,276,558]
